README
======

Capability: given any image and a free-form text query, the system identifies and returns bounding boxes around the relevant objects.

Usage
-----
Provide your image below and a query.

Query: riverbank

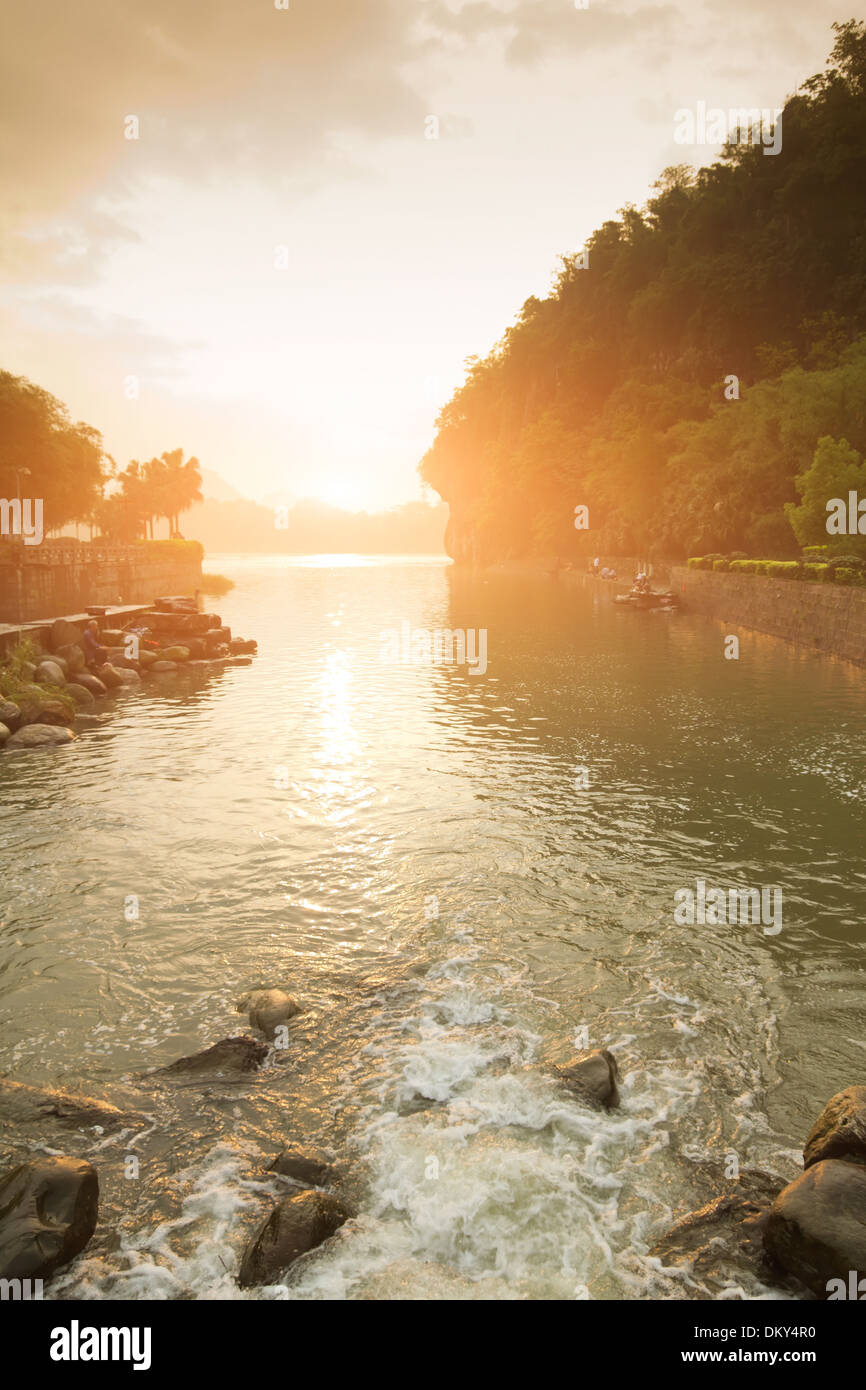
[0,595,257,751]
[0,539,204,624]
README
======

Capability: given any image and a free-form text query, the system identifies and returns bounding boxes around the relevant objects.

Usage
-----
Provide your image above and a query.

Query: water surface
[2,555,865,1300]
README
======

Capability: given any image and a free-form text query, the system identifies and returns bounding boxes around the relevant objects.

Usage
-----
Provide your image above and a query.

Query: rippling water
[2,555,865,1300]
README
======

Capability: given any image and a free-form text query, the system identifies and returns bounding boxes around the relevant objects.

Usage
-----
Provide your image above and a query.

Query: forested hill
[420,21,866,566]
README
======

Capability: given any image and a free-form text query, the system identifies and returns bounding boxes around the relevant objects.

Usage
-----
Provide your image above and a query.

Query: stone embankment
[0,595,257,753]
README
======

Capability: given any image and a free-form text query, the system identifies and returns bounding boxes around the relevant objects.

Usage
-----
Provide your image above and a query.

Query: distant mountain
[199,468,245,503]
[181,494,448,555]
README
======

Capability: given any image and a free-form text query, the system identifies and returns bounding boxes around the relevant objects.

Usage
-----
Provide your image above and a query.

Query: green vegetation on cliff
[421,22,866,565]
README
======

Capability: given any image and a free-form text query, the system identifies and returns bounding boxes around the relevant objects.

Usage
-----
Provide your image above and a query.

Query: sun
[311,473,368,512]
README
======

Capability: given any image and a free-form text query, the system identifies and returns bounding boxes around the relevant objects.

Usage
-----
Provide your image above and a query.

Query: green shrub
[729,559,757,573]
[835,567,856,585]
[765,561,800,579]
[200,572,235,596]
[800,563,828,582]
[712,558,730,572]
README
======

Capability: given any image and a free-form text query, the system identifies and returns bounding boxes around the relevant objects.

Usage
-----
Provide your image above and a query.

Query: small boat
[614,589,679,611]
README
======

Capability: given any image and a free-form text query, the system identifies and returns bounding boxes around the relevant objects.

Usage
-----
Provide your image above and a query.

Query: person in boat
[82,619,109,670]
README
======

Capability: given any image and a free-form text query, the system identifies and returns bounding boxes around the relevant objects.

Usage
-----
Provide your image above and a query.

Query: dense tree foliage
[0,371,108,531]
[420,22,866,564]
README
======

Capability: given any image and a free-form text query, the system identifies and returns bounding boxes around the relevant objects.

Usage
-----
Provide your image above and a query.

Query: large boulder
[95,663,124,688]
[269,1145,334,1188]
[0,722,10,746]
[66,683,95,707]
[138,651,159,668]
[0,700,22,732]
[804,1087,866,1170]
[150,660,178,673]
[49,619,84,651]
[764,1160,866,1296]
[0,1156,98,1280]
[7,724,76,749]
[237,988,300,1040]
[553,1048,619,1109]
[114,668,141,686]
[151,1036,268,1081]
[20,697,72,727]
[36,659,66,686]
[74,672,107,696]
[238,1189,349,1287]
[54,643,86,675]
[161,646,190,663]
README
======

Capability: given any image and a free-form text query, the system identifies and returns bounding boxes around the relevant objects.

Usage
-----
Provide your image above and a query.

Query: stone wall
[0,541,203,624]
[671,566,866,666]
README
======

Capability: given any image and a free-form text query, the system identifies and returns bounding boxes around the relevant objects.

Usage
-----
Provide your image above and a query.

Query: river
[2,554,865,1300]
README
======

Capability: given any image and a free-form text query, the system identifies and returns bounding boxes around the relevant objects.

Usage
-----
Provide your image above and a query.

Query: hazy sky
[0,0,846,510]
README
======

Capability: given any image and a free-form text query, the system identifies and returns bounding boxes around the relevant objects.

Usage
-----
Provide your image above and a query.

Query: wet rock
[95,663,124,688]
[138,650,159,668]
[114,668,141,686]
[0,723,10,746]
[36,659,66,685]
[269,1145,334,1188]
[54,643,86,674]
[650,1169,786,1283]
[153,1036,268,1081]
[161,646,190,662]
[0,1156,98,1280]
[0,699,22,732]
[7,724,76,749]
[238,1189,349,1287]
[237,988,300,1040]
[553,1047,619,1109]
[150,660,178,673]
[21,697,71,726]
[74,672,107,696]
[50,619,84,651]
[764,1160,866,1296]
[67,683,95,706]
[0,1078,142,1132]
[804,1086,866,1170]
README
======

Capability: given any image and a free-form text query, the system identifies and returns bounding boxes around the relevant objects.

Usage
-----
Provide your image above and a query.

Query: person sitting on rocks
[82,620,109,670]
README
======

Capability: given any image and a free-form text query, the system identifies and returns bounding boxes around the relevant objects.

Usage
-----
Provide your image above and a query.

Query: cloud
[0,0,432,280]
[419,0,681,64]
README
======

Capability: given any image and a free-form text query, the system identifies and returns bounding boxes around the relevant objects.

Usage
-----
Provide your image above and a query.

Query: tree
[786,436,866,556]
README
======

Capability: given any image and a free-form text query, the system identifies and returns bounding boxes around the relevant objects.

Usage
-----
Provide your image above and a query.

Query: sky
[0,0,848,511]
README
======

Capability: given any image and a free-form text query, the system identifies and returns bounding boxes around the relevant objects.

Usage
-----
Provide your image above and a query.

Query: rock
[21,698,72,727]
[49,619,84,651]
[73,672,107,696]
[269,1145,334,1188]
[36,659,66,686]
[185,638,207,659]
[152,1036,268,1081]
[553,1047,619,1109]
[114,668,141,686]
[54,643,86,674]
[764,1160,866,1296]
[0,722,10,745]
[7,724,76,749]
[238,1189,349,1287]
[227,657,253,667]
[0,1078,142,1132]
[650,1170,786,1282]
[0,700,22,732]
[230,638,257,655]
[66,683,95,706]
[0,1156,98,1280]
[100,629,125,645]
[237,988,300,1040]
[160,646,190,662]
[95,663,124,688]
[110,655,141,671]
[150,660,178,673]
[804,1086,866,1170]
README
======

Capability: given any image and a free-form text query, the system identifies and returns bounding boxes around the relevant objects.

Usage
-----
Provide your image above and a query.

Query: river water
[1,555,865,1300]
